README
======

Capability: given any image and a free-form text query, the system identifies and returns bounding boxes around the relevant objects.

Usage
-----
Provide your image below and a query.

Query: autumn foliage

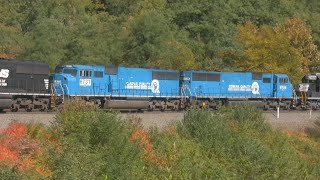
[131,127,166,167]
[0,122,52,177]
[237,18,320,84]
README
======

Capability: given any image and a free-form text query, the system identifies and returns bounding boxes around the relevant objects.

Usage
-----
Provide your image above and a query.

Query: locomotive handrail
[193,88,198,101]
[58,83,65,102]
[64,84,69,100]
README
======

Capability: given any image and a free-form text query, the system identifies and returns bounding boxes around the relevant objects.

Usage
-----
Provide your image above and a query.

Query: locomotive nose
[297,83,309,92]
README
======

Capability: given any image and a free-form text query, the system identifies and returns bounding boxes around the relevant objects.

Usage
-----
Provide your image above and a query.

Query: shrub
[0,122,52,178]
[305,120,320,142]
[49,100,147,179]
[179,105,320,179]
[148,125,231,179]
[0,164,25,180]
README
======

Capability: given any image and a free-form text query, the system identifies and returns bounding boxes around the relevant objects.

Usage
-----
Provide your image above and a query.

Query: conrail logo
[0,69,9,78]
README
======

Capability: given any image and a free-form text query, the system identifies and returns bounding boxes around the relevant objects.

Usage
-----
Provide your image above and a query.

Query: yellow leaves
[238,23,293,72]
[168,40,197,71]
[152,40,197,71]
[236,18,320,85]
[275,18,313,47]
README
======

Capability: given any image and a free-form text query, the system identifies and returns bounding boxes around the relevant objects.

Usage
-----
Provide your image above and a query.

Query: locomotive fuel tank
[104,100,149,110]
[0,95,12,110]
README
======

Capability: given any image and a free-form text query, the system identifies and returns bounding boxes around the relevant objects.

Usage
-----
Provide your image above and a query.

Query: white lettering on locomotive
[54,80,61,85]
[251,82,260,94]
[280,85,287,90]
[227,82,260,95]
[228,85,251,91]
[44,79,49,89]
[0,69,9,78]
[125,79,160,94]
[0,79,7,86]
[80,79,91,86]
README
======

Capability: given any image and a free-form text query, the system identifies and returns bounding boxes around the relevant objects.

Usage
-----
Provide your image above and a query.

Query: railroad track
[1,108,320,115]
[0,108,319,133]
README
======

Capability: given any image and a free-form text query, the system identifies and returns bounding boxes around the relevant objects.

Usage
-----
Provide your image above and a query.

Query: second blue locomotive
[51,64,294,110]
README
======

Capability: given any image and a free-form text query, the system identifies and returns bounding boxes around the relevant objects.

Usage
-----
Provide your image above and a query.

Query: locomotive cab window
[80,70,92,77]
[63,68,77,76]
[94,71,103,78]
[279,78,288,84]
[55,67,64,73]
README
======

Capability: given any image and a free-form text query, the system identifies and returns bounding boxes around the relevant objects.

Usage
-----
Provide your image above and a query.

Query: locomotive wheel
[263,104,269,110]
[160,101,167,111]
[172,101,179,111]
[283,104,290,110]
[215,101,222,110]
[196,101,202,109]
[148,101,156,111]
[40,104,48,111]
[26,104,33,112]
[10,104,19,112]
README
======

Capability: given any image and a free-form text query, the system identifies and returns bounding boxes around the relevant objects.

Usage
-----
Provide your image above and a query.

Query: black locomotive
[296,73,320,109]
[0,60,51,111]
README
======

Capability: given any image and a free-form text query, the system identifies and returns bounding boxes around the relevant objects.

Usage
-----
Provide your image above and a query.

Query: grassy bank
[1,102,320,179]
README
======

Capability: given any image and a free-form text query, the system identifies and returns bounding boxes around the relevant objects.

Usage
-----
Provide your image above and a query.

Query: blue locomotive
[51,64,294,110]
[182,71,293,109]
[51,65,182,110]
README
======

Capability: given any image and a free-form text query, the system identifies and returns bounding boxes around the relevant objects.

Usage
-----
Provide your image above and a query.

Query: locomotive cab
[51,65,77,96]
[51,65,110,97]
[295,73,320,109]
[298,74,320,97]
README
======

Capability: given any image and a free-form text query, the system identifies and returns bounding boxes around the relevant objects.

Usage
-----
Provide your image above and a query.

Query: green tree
[0,24,26,59]
[24,18,69,71]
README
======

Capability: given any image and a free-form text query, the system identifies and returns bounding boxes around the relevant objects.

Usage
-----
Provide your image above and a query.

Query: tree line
[1,0,320,84]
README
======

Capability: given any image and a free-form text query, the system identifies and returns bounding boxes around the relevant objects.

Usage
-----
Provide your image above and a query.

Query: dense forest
[1,0,320,84]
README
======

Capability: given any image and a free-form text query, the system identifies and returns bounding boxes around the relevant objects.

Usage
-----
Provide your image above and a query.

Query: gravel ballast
[0,111,319,132]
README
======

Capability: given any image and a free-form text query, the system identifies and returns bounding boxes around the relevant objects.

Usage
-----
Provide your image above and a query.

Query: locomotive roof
[58,64,179,72]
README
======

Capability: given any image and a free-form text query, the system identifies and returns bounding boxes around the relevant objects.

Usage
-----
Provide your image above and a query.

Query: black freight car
[0,60,51,112]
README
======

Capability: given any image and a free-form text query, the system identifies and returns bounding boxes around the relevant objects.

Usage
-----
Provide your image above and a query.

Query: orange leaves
[0,122,52,177]
[0,123,28,163]
[0,53,17,59]
[5,122,28,140]
[0,144,19,162]
[131,128,166,167]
